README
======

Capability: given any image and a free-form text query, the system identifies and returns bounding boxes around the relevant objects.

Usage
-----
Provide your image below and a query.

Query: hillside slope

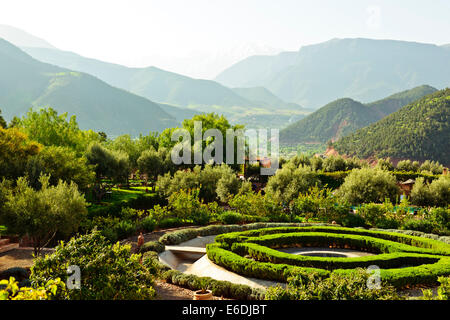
[0,38,177,136]
[333,89,450,165]
[22,47,301,111]
[216,38,450,108]
[279,85,436,145]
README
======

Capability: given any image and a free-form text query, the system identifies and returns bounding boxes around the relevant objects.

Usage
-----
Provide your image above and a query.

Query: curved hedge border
[208,226,450,287]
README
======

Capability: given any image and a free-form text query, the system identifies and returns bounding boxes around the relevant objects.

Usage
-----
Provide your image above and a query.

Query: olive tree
[0,175,87,255]
[265,164,320,204]
[336,168,399,205]
[137,147,173,186]
[26,146,95,192]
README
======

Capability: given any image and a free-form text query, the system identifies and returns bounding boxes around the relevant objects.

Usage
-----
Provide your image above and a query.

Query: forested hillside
[279,85,436,145]
[333,89,450,165]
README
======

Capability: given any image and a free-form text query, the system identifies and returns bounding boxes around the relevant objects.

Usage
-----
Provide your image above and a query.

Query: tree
[107,133,159,169]
[137,147,173,186]
[376,158,394,171]
[156,164,239,202]
[396,160,419,172]
[158,113,244,167]
[428,175,450,207]
[216,166,241,202]
[410,177,433,206]
[0,127,42,180]
[420,160,444,175]
[0,176,87,255]
[0,109,6,128]
[13,107,101,154]
[265,164,320,204]
[336,168,399,205]
[30,230,155,300]
[85,142,130,201]
[25,146,95,192]
[85,142,130,183]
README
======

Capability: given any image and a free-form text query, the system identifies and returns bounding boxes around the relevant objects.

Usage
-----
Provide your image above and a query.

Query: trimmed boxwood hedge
[233,242,440,270]
[158,223,335,245]
[208,226,450,287]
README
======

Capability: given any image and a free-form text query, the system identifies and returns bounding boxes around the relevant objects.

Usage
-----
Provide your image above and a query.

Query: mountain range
[0,38,178,136]
[216,38,450,108]
[279,85,438,145]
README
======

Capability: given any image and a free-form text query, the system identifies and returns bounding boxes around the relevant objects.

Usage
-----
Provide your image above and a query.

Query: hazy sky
[1,0,449,78]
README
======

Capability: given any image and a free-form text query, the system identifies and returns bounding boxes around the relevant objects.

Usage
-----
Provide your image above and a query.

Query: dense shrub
[339,213,366,228]
[291,187,349,222]
[210,226,450,287]
[139,216,156,233]
[156,164,240,203]
[30,230,155,300]
[219,211,244,225]
[160,269,263,300]
[265,269,401,300]
[0,175,87,255]
[411,175,450,207]
[336,168,399,205]
[158,217,184,229]
[0,277,66,300]
[265,164,321,204]
[228,191,284,220]
[422,276,450,300]
[168,189,212,225]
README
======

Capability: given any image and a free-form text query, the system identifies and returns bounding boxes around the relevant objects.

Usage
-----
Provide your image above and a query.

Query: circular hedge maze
[206,226,450,288]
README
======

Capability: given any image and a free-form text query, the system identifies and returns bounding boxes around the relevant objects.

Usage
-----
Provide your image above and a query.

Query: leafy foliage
[12,108,101,154]
[336,168,399,205]
[0,175,87,255]
[266,269,401,300]
[0,277,66,300]
[265,163,321,204]
[30,229,155,300]
[0,127,42,180]
[25,145,95,191]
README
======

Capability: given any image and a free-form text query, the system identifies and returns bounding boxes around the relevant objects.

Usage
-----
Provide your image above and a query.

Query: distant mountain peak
[0,24,56,49]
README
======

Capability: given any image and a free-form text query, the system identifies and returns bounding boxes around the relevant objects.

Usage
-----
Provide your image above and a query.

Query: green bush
[209,226,450,287]
[139,216,156,233]
[30,230,155,300]
[266,269,401,300]
[219,211,244,225]
[158,217,184,229]
[339,213,366,228]
[141,241,165,254]
[336,168,399,205]
[422,276,450,300]
[265,164,321,204]
[115,220,137,240]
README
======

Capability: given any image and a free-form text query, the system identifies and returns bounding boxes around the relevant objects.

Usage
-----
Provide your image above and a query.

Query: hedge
[141,245,263,300]
[209,226,450,287]
[215,226,450,255]
[158,222,335,245]
[160,269,264,300]
[88,193,167,218]
[206,242,330,282]
[232,242,440,270]
[316,171,439,190]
